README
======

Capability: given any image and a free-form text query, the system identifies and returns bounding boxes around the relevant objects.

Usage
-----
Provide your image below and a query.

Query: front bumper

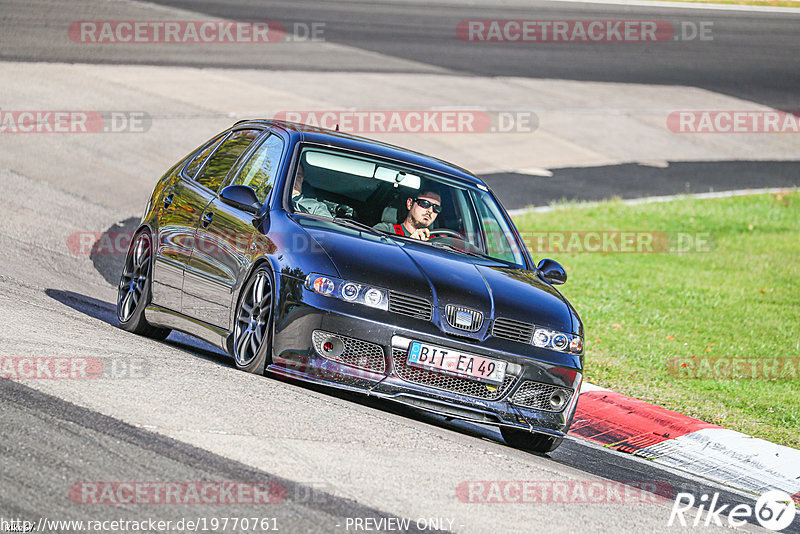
[270,281,582,437]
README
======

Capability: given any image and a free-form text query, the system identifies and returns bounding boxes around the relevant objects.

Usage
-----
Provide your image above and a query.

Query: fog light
[316,334,344,359]
[549,389,568,411]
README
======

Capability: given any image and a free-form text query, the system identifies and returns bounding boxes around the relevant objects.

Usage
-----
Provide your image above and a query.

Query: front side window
[229,134,284,203]
[469,190,526,265]
[195,129,261,193]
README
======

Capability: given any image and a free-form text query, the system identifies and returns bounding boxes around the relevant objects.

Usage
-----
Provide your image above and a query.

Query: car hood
[303,222,575,334]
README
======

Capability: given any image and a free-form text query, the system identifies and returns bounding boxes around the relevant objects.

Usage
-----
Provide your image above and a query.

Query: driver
[373,189,441,241]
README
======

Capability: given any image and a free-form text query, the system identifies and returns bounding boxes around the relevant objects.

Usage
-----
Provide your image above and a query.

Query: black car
[118,120,584,452]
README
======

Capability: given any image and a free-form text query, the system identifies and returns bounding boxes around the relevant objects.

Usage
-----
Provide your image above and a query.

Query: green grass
[513,191,800,449]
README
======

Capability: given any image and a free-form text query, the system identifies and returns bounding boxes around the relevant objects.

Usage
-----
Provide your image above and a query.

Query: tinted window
[292,146,527,268]
[229,134,284,203]
[469,189,525,265]
[195,129,260,193]
[183,134,226,179]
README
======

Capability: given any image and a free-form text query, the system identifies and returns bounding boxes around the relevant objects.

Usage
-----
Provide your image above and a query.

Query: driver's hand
[409,227,430,241]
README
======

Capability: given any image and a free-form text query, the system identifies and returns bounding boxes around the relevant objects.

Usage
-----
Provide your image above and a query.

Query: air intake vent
[492,317,534,344]
[389,292,432,321]
[512,381,574,412]
[311,330,386,373]
[444,305,483,332]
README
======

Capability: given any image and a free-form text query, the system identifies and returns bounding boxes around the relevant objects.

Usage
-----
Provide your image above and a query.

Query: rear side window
[229,134,285,203]
[195,129,261,193]
[183,134,226,179]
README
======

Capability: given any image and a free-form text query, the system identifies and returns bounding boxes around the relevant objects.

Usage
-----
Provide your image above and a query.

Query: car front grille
[444,305,483,332]
[392,348,516,400]
[511,380,574,412]
[388,291,432,321]
[312,330,386,373]
[492,317,535,344]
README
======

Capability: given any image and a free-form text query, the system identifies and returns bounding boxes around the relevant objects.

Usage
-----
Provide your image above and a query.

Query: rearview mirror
[305,151,375,177]
[536,259,567,285]
[220,185,261,214]
[374,167,421,189]
[305,150,421,189]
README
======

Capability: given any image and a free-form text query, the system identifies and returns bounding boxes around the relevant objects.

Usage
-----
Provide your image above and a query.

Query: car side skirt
[145,303,229,350]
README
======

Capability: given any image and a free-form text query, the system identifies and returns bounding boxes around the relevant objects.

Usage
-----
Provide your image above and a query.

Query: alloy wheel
[234,270,273,367]
[118,233,152,323]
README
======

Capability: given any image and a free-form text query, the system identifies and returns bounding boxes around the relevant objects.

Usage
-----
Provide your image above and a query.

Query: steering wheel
[428,228,466,241]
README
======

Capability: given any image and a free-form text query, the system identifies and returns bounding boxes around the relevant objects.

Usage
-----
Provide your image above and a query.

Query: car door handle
[163,192,174,209]
[201,212,213,228]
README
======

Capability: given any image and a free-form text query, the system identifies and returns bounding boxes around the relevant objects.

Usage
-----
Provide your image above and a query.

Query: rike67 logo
[669,490,797,531]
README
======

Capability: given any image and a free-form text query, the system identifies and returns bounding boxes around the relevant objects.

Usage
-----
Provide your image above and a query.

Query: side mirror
[220,185,261,214]
[536,259,567,285]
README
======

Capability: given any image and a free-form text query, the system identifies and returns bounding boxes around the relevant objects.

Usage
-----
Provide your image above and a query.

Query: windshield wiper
[430,241,515,265]
[331,217,383,236]
[429,241,485,258]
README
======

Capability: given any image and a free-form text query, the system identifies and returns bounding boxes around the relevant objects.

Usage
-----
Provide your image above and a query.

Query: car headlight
[532,327,583,354]
[306,274,389,311]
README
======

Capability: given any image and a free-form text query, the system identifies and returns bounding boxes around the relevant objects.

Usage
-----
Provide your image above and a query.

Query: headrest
[381,206,398,223]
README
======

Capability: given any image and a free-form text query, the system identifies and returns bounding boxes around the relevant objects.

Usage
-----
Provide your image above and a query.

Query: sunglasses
[413,198,441,213]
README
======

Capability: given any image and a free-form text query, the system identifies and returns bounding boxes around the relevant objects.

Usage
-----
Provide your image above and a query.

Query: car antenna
[335,123,339,131]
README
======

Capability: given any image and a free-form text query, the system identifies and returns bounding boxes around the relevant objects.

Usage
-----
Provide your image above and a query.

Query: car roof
[235,119,488,188]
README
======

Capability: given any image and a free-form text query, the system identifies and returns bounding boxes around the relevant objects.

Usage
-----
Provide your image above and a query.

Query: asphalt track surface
[1,1,798,533]
[7,0,799,110]
[5,0,798,206]
[484,160,800,210]
[144,0,800,109]
[145,0,800,204]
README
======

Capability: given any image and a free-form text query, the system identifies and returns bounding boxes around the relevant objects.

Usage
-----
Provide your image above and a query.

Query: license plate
[407,341,507,386]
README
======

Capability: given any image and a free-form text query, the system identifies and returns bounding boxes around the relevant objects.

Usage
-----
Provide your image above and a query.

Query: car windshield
[288,146,527,268]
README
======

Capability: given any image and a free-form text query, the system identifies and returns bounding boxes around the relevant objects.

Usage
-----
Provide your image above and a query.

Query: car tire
[500,427,563,453]
[231,266,274,375]
[117,231,171,340]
